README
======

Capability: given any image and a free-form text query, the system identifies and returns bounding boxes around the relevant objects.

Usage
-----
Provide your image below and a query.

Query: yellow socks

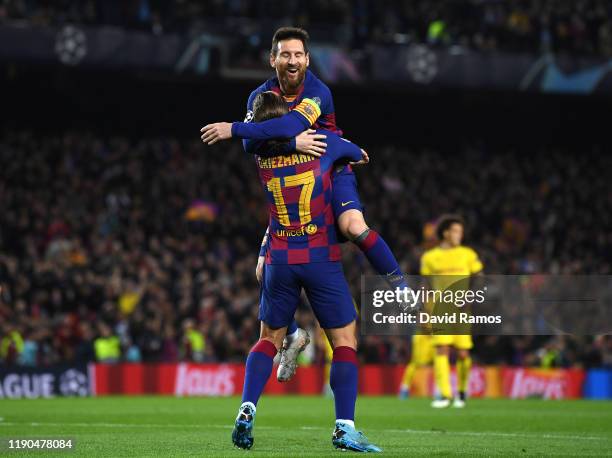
[457,356,472,395]
[400,362,417,390]
[434,354,452,399]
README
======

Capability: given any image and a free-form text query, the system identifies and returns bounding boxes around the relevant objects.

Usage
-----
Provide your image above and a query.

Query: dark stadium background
[1,0,611,400]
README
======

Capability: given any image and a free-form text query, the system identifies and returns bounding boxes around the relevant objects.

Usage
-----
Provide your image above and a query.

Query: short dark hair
[252,91,289,122]
[271,27,310,56]
[436,214,465,240]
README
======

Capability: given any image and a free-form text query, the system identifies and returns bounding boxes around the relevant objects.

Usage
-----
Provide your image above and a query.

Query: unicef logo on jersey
[275,223,318,237]
[59,369,89,397]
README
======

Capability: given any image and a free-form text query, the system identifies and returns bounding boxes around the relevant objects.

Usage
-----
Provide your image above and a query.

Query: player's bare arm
[350,148,369,166]
[200,122,232,145]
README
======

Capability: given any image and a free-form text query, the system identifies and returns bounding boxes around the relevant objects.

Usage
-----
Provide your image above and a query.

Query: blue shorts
[259,262,357,329]
[331,166,363,243]
[331,166,363,217]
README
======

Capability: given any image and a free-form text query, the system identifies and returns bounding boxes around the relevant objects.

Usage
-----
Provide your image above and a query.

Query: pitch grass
[0,396,611,456]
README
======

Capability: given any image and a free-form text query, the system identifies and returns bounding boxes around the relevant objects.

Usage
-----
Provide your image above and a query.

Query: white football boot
[276,328,310,382]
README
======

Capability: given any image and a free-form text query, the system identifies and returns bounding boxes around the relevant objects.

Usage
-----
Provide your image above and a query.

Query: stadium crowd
[1,0,612,56]
[0,131,611,368]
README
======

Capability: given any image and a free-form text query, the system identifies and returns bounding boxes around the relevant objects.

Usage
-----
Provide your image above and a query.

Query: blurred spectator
[1,0,611,56]
[0,324,24,365]
[537,337,565,368]
[587,335,612,368]
[74,322,95,363]
[19,327,39,366]
[182,318,205,362]
[138,317,164,362]
[162,324,178,362]
[427,19,448,45]
[94,323,121,363]
[124,337,142,362]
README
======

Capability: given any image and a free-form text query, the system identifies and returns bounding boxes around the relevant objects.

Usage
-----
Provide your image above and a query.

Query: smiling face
[270,38,309,95]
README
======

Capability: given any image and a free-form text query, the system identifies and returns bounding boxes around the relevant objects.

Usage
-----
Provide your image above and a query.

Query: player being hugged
[227,91,381,453]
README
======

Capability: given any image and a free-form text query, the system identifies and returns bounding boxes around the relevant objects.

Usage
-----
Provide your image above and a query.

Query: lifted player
[201,27,409,380]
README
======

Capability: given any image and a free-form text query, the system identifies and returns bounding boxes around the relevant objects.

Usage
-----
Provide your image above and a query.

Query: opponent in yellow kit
[416,215,483,408]
[398,332,434,398]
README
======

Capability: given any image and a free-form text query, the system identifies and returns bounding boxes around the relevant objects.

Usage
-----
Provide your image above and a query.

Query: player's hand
[256,256,265,284]
[350,149,370,166]
[296,129,326,157]
[200,122,233,145]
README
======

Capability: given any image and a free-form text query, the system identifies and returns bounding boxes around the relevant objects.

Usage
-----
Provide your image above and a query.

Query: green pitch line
[0,396,611,456]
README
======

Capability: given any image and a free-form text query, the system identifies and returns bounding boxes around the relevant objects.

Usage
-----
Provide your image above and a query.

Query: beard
[279,66,306,94]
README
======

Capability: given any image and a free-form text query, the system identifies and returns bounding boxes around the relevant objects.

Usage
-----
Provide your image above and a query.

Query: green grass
[0,396,611,456]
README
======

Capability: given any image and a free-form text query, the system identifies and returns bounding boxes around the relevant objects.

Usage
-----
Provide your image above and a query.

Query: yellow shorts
[432,334,473,350]
[410,334,435,365]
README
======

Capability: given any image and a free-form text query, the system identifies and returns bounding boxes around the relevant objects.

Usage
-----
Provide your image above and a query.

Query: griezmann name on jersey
[256,132,361,265]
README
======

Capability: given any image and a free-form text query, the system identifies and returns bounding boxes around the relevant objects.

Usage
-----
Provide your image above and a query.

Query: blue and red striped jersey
[268,70,342,136]
[256,132,362,264]
[233,70,344,150]
[250,70,341,135]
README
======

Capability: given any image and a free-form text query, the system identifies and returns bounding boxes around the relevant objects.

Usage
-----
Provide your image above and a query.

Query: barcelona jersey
[245,70,343,136]
[256,131,362,264]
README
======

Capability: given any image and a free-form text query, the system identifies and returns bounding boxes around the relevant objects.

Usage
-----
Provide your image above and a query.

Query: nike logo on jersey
[341,201,354,207]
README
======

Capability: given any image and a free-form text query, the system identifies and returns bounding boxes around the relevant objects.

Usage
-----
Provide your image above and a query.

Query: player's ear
[305,53,310,67]
[269,53,276,68]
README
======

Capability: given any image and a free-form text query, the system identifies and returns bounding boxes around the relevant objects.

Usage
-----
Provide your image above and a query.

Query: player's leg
[233,265,299,449]
[399,334,418,398]
[303,262,381,452]
[323,322,379,453]
[432,335,453,408]
[339,208,408,288]
[453,335,473,408]
[325,321,358,423]
[303,262,358,427]
[258,258,308,382]
[259,244,308,381]
[399,361,417,399]
[286,320,298,337]
[242,323,286,406]
[331,170,408,290]
[233,322,285,450]
[399,333,429,398]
